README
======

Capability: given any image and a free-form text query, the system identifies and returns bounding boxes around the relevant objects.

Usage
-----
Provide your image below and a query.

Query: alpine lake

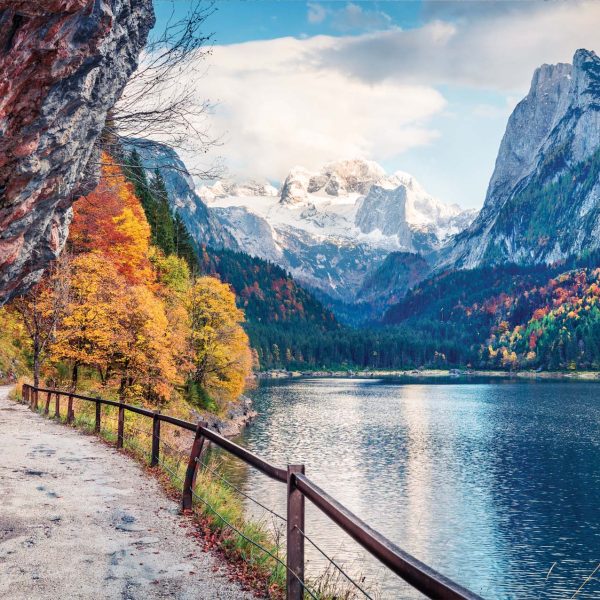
[211,377,600,599]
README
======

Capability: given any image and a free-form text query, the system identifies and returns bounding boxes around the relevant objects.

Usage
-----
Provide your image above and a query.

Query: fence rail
[21,383,483,600]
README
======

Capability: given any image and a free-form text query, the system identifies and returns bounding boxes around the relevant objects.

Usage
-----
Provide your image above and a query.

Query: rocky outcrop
[0,0,154,303]
[441,49,600,269]
[122,139,238,250]
[193,395,257,438]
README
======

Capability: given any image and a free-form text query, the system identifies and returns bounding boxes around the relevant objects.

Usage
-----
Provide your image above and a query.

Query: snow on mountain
[201,159,476,302]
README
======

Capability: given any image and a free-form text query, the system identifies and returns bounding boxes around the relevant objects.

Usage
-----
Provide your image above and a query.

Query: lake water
[217,378,600,599]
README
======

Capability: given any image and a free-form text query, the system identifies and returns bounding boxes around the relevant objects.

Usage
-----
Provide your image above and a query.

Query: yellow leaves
[113,284,178,404]
[51,253,122,372]
[500,347,518,369]
[112,207,153,284]
[187,277,252,406]
[152,251,191,296]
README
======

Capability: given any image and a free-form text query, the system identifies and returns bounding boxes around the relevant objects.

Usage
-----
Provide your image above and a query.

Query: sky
[149,1,600,209]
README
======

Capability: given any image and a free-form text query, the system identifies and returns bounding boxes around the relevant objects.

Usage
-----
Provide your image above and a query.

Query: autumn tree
[70,156,153,285]
[10,256,70,387]
[111,285,178,405]
[51,253,124,390]
[186,277,252,407]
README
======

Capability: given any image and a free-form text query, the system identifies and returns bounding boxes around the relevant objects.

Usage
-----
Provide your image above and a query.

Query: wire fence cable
[194,456,287,523]
[189,486,318,600]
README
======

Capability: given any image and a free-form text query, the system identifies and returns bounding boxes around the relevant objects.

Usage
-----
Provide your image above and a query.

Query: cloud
[315,0,600,91]
[176,35,445,182]
[306,2,393,32]
[330,3,392,32]
[307,2,327,24]
[137,0,600,193]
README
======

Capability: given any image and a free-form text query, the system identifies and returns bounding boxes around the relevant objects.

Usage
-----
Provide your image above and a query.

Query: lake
[216,378,600,599]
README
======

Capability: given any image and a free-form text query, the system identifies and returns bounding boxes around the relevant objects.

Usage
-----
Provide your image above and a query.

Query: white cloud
[136,0,600,193]
[178,35,445,182]
[315,0,600,92]
[330,3,392,32]
[307,2,392,32]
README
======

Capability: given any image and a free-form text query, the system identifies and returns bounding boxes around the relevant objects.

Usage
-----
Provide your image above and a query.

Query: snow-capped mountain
[200,159,476,302]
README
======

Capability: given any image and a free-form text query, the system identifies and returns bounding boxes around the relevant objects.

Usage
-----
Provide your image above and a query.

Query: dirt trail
[0,386,253,600]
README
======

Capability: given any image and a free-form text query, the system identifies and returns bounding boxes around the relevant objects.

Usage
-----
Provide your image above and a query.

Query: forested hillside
[384,256,600,370]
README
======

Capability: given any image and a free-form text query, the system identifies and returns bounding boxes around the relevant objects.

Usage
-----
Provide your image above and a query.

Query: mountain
[122,139,238,251]
[357,251,430,311]
[201,159,476,303]
[440,49,600,270]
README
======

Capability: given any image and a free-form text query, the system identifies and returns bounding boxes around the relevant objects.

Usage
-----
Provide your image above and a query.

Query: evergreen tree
[149,169,175,255]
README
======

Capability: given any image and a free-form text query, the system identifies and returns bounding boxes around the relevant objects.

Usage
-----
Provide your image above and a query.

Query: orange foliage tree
[69,155,153,285]
[15,155,252,409]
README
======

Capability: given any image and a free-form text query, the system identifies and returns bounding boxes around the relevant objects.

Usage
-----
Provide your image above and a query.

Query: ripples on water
[213,378,600,599]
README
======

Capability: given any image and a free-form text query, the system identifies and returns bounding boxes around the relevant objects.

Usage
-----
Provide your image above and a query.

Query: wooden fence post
[151,411,161,467]
[33,388,39,411]
[67,394,74,424]
[286,464,305,600]
[182,421,207,511]
[95,399,101,433]
[117,400,125,449]
[54,392,60,419]
[44,391,51,415]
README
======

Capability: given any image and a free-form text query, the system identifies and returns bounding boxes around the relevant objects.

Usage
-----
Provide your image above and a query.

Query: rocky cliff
[0,0,154,303]
[122,139,238,250]
[441,49,600,269]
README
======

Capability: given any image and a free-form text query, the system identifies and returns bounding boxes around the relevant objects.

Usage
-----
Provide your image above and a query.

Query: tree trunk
[71,363,79,392]
[33,338,40,389]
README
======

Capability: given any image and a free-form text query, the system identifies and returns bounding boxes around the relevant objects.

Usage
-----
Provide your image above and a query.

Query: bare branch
[106,0,220,181]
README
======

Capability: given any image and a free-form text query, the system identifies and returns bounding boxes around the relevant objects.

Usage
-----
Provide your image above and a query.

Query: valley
[120,48,600,375]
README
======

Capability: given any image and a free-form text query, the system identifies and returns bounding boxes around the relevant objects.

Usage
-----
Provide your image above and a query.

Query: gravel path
[0,386,253,600]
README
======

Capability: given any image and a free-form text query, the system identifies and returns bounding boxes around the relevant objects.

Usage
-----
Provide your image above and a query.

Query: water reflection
[212,378,600,599]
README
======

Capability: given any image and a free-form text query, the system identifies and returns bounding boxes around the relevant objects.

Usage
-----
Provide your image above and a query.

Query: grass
[10,382,375,599]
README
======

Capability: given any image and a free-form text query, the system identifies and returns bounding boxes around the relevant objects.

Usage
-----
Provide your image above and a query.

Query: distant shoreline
[256,368,600,382]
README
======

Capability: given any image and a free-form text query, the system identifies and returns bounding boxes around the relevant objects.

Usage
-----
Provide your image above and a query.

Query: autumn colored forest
[0,156,252,414]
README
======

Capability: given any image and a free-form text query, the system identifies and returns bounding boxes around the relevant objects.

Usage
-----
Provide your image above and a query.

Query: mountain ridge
[439,49,600,271]
[202,159,475,303]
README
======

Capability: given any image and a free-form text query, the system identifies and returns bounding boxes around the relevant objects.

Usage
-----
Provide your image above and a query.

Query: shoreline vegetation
[256,368,600,382]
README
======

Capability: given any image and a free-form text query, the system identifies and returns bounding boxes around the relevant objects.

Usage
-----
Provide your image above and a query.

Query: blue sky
[150,1,599,209]
[153,1,423,44]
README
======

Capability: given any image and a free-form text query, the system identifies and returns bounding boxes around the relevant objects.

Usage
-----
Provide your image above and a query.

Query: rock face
[0,0,154,303]
[441,49,600,269]
[357,251,430,312]
[122,139,238,250]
